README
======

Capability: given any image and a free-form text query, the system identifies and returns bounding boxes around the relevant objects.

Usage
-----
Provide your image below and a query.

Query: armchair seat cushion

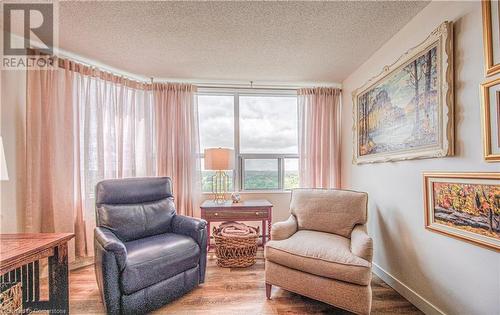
[121,233,200,294]
[265,230,371,285]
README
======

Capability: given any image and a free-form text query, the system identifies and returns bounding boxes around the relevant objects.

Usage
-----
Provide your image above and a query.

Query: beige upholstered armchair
[264,189,373,315]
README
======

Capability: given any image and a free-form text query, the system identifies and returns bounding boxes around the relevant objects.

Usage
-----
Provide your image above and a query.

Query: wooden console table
[0,233,74,314]
[200,199,273,250]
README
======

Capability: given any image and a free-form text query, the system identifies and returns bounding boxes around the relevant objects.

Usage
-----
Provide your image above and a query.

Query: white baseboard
[372,262,446,315]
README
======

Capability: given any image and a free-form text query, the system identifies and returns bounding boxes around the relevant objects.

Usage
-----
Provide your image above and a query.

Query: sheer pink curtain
[154,83,201,216]
[75,68,156,255]
[26,60,156,259]
[298,87,342,189]
[26,60,87,259]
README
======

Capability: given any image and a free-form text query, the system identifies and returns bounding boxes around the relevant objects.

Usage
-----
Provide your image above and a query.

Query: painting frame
[423,172,500,252]
[352,21,454,164]
[480,77,500,162]
[482,0,500,77]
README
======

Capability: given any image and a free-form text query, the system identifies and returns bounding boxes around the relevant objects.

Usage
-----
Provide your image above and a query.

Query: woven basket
[213,223,259,268]
[0,282,22,314]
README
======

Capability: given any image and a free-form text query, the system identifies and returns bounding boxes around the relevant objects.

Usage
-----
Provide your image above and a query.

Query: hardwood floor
[69,255,422,314]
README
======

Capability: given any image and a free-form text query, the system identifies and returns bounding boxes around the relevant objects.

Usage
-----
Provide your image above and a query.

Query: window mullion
[240,157,245,190]
[234,92,240,192]
[278,158,284,190]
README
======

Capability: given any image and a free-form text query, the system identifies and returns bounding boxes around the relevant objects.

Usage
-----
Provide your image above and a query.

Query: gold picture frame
[480,77,500,162]
[482,1,500,76]
[352,22,454,164]
[423,172,500,252]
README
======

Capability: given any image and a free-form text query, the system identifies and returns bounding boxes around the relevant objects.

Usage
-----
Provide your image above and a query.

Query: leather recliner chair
[94,177,207,314]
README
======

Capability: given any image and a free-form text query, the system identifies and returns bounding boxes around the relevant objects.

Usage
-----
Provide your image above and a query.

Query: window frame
[197,87,299,192]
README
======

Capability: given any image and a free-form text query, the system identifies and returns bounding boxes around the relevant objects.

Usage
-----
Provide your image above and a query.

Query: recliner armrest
[350,224,373,262]
[172,215,207,247]
[271,215,298,241]
[95,227,127,270]
[171,215,208,284]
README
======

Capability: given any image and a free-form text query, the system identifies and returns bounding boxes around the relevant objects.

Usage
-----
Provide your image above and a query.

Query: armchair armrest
[94,227,127,271]
[271,215,298,241]
[350,224,373,262]
[172,215,207,247]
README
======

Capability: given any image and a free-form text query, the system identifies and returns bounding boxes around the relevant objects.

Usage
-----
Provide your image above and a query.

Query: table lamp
[204,148,234,202]
[0,137,8,181]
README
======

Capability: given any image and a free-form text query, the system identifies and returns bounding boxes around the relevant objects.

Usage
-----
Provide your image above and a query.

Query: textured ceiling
[58,1,429,83]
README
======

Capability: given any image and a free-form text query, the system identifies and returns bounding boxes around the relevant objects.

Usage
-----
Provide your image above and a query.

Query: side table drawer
[204,209,269,220]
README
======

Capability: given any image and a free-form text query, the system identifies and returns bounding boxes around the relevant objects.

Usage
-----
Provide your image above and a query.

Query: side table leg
[268,220,272,241]
[262,220,266,246]
[48,243,69,314]
[207,221,211,251]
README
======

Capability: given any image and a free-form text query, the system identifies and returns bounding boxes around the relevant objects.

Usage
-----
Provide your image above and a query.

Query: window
[198,95,235,192]
[243,159,279,190]
[284,158,299,190]
[198,95,234,151]
[198,89,299,192]
[239,96,298,154]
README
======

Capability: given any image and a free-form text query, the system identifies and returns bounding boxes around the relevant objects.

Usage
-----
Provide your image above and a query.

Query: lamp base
[211,170,229,203]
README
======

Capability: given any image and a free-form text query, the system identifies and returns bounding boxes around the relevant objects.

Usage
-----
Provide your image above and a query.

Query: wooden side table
[200,199,273,250]
[0,233,74,314]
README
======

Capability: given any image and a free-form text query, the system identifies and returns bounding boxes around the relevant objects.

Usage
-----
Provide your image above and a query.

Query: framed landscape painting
[353,22,454,164]
[480,77,500,162]
[424,172,500,251]
[482,0,500,76]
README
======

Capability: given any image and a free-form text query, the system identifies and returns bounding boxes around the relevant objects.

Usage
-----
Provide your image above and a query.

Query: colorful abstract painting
[358,45,439,157]
[432,182,500,240]
[424,173,500,251]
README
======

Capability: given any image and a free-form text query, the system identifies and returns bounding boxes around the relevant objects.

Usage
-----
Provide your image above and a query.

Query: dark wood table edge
[0,233,75,275]
[0,233,75,314]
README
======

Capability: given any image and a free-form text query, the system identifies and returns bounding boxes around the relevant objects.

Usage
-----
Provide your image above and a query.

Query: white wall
[0,69,26,233]
[341,2,499,315]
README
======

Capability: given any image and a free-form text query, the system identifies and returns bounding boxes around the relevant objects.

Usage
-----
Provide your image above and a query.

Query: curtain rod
[18,34,342,90]
[48,54,342,91]
[196,84,299,91]
[55,48,342,90]
[176,81,341,91]
[55,53,342,91]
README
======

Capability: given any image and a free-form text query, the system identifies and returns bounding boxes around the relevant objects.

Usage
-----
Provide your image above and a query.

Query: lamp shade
[0,137,9,181]
[204,148,234,170]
